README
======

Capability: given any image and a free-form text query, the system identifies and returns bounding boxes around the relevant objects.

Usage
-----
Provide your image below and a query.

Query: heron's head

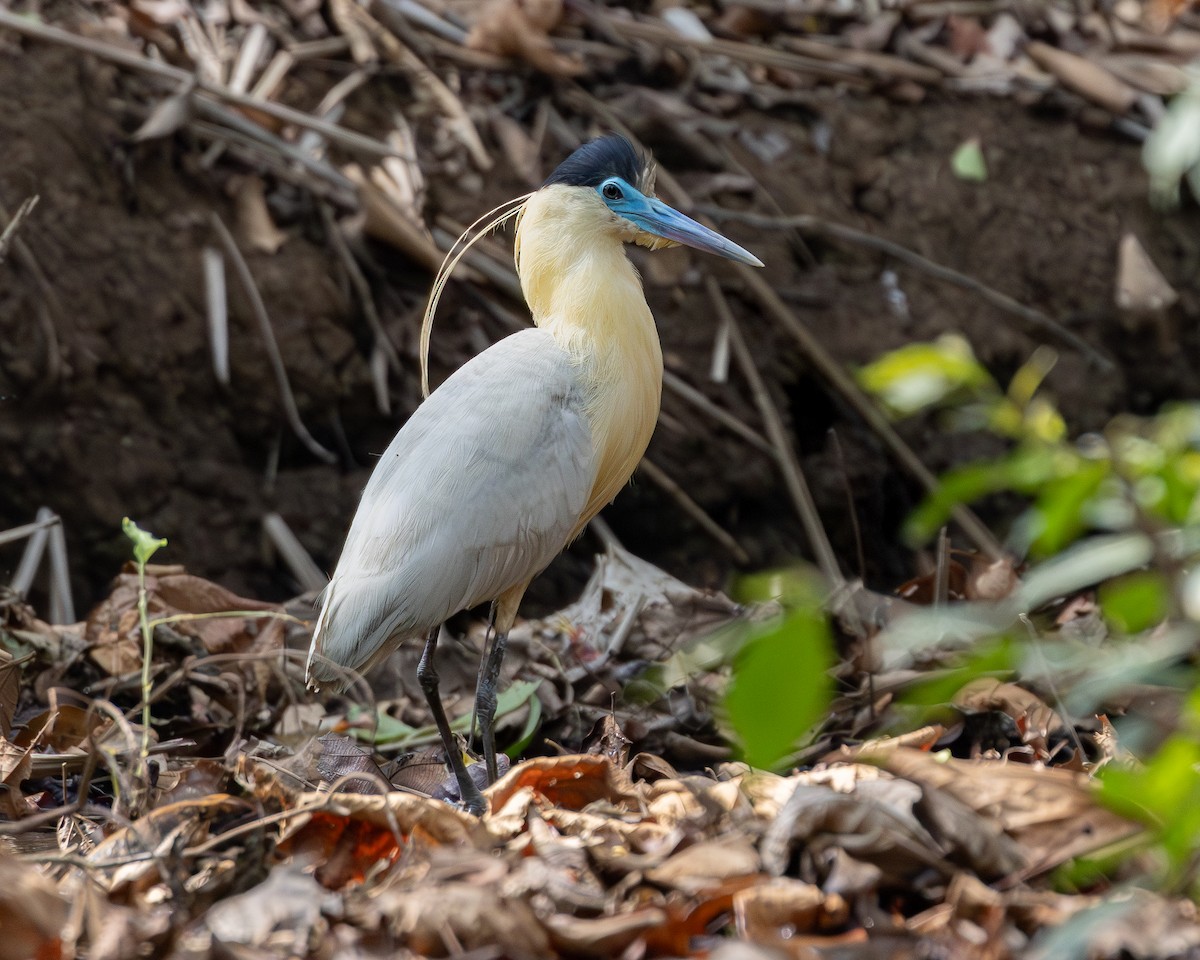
[530,134,763,267]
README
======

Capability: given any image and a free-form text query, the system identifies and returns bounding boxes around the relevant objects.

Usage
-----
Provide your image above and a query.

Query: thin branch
[699,207,1114,373]
[0,195,37,265]
[734,263,1007,560]
[567,91,1005,560]
[0,9,397,161]
[209,213,338,464]
[318,202,403,375]
[662,371,775,459]
[262,512,328,593]
[638,457,750,565]
[714,279,845,588]
[0,196,62,383]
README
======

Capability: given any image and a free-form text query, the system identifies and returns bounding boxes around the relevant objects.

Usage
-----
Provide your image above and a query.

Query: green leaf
[856,335,993,416]
[1099,571,1169,635]
[1099,689,1200,883]
[951,137,988,182]
[1028,459,1109,556]
[506,691,543,758]
[724,574,834,770]
[363,679,541,748]
[895,637,1016,715]
[122,517,167,566]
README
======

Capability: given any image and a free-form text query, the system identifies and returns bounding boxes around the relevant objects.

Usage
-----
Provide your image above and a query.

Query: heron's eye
[602,181,623,201]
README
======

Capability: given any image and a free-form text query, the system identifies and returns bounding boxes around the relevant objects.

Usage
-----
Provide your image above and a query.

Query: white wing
[308,328,594,686]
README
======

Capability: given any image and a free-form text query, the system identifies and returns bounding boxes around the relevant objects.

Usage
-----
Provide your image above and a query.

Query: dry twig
[0,9,397,161]
[639,457,751,565]
[0,195,37,265]
[714,279,844,588]
[209,213,338,465]
[698,207,1114,373]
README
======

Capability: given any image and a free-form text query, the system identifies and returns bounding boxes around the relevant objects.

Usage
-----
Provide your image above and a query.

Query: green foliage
[123,516,167,566]
[856,334,992,416]
[951,137,988,182]
[1100,687,1200,890]
[893,636,1016,724]
[1099,572,1170,635]
[359,679,540,749]
[723,569,835,771]
[859,338,1200,558]
[122,517,167,779]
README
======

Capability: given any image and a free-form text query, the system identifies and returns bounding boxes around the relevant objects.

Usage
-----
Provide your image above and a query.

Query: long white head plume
[419,193,533,398]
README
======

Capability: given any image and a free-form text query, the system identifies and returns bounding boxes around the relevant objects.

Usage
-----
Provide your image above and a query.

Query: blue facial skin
[597,177,764,268]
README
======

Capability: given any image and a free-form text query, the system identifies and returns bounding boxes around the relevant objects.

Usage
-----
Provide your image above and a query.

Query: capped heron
[307,135,762,815]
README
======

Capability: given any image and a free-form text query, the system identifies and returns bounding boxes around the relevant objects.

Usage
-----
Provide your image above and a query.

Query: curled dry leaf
[15,703,108,753]
[761,779,950,886]
[315,732,390,795]
[233,175,288,255]
[467,0,585,77]
[85,565,283,675]
[485,753,639,813]
[88,794,255,892]
[541,908,668,958]
[967,553,1022,601]
[875,747,1141,877]
[953,677,1063,742]
[280,789,486,888]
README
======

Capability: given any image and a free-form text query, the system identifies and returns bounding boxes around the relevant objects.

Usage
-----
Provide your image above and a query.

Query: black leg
[468,602,497,753]
[474,630,509,784]
[417,625,486,816]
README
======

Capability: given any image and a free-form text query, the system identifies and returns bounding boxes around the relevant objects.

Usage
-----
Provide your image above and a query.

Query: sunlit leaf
[122,517,167,566]
[856,335,993,416]
[724,573,834,770]
[1099,572,1169,635]
[1007,346,1058,409]
[951,137,988,182]
[1100,688,1200,882]
[1029,459,1109,556]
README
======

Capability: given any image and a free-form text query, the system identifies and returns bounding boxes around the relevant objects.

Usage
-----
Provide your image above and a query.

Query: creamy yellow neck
[515,186,664,527]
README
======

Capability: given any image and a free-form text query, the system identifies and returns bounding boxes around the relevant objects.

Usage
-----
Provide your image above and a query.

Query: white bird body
[308,185,665,686]
[305,135,760,811]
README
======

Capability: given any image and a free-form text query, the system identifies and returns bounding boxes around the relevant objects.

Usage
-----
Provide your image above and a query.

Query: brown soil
[2,44,1199,611]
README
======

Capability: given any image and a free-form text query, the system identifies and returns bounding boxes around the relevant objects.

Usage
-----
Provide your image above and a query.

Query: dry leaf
[361,882,552,959]
[735,879,848,954]
[467,0,584,77]
[645,836,762,893]
[542,909,667,957]
[1026,41,1138,114]
[485,754,639,812]
[129,86,193,143]
[206,866,337,946]
[233,176,288,255]
[1116,233,1178,314]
